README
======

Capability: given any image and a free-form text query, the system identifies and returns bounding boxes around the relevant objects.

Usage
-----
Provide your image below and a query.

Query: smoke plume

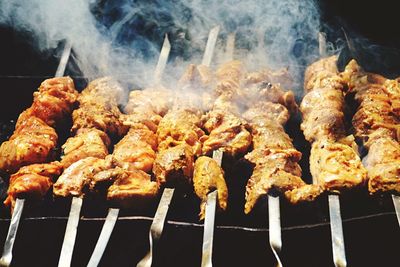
[0,0,322,92]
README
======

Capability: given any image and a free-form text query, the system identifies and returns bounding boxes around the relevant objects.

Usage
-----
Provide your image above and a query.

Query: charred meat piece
[4,161,63,210]
[0,116,58,173]
[61,128,111,168]
[193,156,228,220]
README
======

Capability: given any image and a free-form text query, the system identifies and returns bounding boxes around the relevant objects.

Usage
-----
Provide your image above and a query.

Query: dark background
[1,1,400,266]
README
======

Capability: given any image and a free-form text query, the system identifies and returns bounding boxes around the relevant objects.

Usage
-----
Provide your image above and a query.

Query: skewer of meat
[0,42,77,267]
[137,26,220,267]
[300,34,367,267]
[341,58,400,226]
[86,35,171,267]
[55,76,127,267]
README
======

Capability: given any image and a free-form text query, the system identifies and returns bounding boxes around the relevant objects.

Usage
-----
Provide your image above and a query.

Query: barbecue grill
[1,1,400,266]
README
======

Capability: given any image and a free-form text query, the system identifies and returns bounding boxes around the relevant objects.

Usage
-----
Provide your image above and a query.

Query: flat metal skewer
[137,26,220,267]
[392,195,400,227]
[0,199,25,267]
[268,195,283,267]
[319,32,347,267]
[0,40,72,267]
[136,188,174,267]
[86,208,119,267]
[87,35,171,267]
[201,150,223,267]
[58,197,83,267]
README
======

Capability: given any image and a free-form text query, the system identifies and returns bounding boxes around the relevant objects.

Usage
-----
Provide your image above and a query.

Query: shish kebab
[300,34,368,267]
[136,26,221,267]
[0,41,77,267]
[54,73,128,267]
[341,59,400,225]
[86,34,172,267]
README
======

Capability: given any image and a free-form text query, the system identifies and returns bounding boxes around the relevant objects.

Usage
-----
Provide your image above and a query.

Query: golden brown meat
[310,137,367,190]
[201,60,252,157]
[60,128,110,168]
[111,124,157,173]
[244,67,293,89]
[300,56,367,192]
[107,168,158,209]
[0,77,78,174]
[4,161,63,210]
[72,77,128,137]
[53,157,111,198]
[153,143,194,190]
[342,60,400,193]
[156,108,204,156]
[243,102,320,213]
[0,116,58,173]
[300,88,346,142]
[15,77,78,128]
[193,156,228,220]
[201,109,252,156]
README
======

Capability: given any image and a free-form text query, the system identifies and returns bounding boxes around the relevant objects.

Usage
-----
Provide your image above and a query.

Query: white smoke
[0,0,322,92]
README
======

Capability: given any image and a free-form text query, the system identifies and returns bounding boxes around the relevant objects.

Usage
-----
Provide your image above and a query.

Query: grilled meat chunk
[193,156,228,220]
[106,168,158,209]
[72,77,128,137]
[60,128,110,168]
[202,109,251,156]
[153,143,194,190]
[157,108,204,156]
[53,157,111,198]
[0,116,58,173]
[4,161,63,210]
[112,124,157,173]
[16,77,78,128]
[310,137,367,190]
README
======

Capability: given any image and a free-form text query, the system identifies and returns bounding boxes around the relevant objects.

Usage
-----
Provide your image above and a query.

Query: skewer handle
[202,26,220,67]
[136,188,174,267]
[86,208,119,267]
[268,195,283,267]
[55,41,72,78]
[0,198,25,267]
[154,35,171,84]
[201,190,218,267]
[58,197,83,267]
[392,195,400,227]
[328,195,347,267]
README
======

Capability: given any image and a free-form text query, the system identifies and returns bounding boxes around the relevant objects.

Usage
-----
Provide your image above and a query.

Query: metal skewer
[86,35,171,267]
[201,150,223,267]
[268,195,283,267]
[136,26,220,267]
[319,32,347,267]
[0,40,72,267]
